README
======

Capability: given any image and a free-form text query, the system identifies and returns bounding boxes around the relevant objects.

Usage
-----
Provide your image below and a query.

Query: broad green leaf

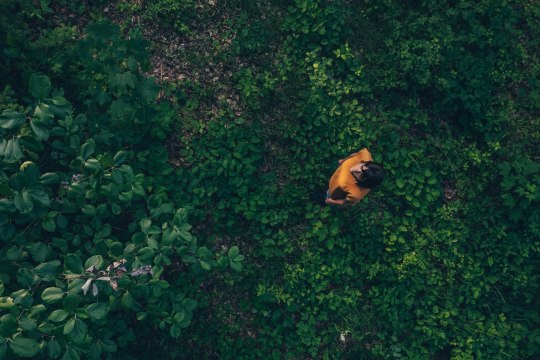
[139,218,152,233]
[18,317,37,331]
[111,168,123,184]
[47,338,61,358]
[17,268,37,287]
[137,247,154,262]
[33,103,54,123]
[84,159,101,172]
[200,261,211,271]
[29,73,51,100]
[65,254,84,273]
[63,295,81,313]
[27,188,49,206]
[81,204,96,216]
[230,260,242,272]
[39,172,59,185]
[86,303,108,320]
[36,260,61,281]
[0,314,17,337]
[69,318,87,343]
[42,218,56,232]
[121,291,138,310]
[38,323,55,335]
[7,246,23,260]
[84,255,103,270]
[42,287,64,303]
[10,336,39,357]
[162,228,177,245]
[29,304,47,317]
[89,343,102,359]
[0,138,23,162]
[63,317,75,334]
[228,246,240,258]
[131,183,145,196]
[0,198,15,212]
[111,203,121,215]
[49,309,69,322]
[31,242,49,262]
[61,346,80,360]
[100,339,117,353]
[48,96,72,118]
[80,140,95,160]
[110,71,136,91]
[56,214,68,228]
[29,120,49,140]
[170,324,181,338]
[0,110,25,129]
[113,150,128,166]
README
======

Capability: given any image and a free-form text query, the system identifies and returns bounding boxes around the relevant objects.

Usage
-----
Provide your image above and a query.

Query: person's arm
[338,148,368,165]
[325,198,348,206]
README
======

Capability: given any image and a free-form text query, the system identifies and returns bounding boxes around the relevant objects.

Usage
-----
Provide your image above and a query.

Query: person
[325,148,384,206]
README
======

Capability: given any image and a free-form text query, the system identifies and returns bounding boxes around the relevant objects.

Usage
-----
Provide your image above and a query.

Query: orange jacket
[328,148,372,204]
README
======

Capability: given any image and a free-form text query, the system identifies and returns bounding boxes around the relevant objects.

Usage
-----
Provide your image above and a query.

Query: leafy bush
[0,74,242,359]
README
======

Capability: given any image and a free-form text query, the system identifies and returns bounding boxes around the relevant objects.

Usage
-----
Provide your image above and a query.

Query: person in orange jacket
[326,148,384,206]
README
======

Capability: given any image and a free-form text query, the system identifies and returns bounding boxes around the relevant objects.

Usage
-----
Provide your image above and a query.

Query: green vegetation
[1,0,539,359]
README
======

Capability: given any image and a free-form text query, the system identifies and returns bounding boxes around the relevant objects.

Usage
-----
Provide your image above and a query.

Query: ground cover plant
[1,0,539,359]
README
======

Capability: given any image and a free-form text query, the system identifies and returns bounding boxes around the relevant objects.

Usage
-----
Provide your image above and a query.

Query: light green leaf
[81,204,96,216]
[42,287,64,303]
[39,172,59,185]
[162,228,177,245]
[84,255,103,270]
[113,150,128,166]
[48,309,69,322]
[230,260,242,272]
[29,120,49,140]
[33,103,54,123]
[80,140,95,160]
[228,246,240,258]
[63,317,75,334]
[0,138,23,162]
[28,304,47,317]
[0,110,25,129]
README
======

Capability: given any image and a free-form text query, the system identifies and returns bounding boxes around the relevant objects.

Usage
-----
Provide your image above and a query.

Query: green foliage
[1,0,539,359]
[0,73,241,359]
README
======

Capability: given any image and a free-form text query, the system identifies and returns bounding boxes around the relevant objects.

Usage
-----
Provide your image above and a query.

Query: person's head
[351,161,384,188]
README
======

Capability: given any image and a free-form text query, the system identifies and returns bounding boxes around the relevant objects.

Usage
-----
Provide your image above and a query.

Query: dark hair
[355,161,384,188]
